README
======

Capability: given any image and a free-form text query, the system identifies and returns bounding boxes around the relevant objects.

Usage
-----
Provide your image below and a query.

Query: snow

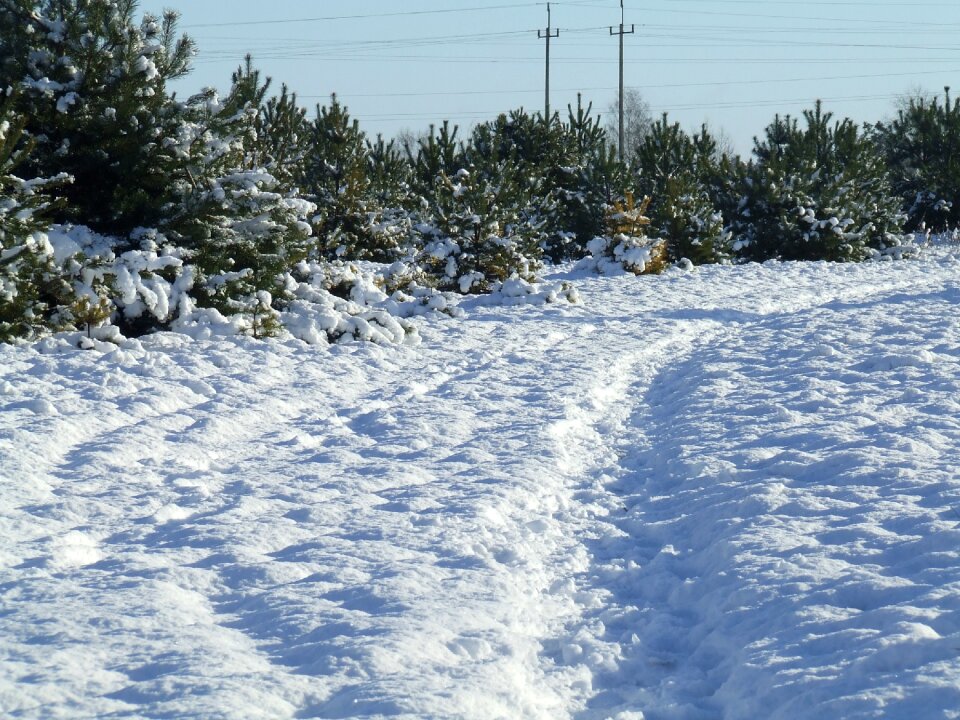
[2,249,960,718]
[55,92,79,113]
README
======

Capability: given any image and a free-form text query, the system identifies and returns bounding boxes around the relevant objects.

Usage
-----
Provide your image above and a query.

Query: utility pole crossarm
[538,2,559,122]
[610,0,635,162]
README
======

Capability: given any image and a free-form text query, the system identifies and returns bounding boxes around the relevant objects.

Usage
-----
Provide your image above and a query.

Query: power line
[293,67,960,100]
[184,2,546,29]
[667,0,958,7]
[350,90,919,122]
[630,4,960,28]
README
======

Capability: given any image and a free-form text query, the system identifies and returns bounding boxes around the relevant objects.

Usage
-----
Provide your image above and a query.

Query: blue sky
[138,0,960,154]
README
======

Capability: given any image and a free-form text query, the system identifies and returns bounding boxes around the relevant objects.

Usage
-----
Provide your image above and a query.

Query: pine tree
[401,118,545,292]
[545,96,631,260]
[872,89,960,232]
[367,134,410,209]
[256,83,308,191]
[657,174,729,265]
[633,115,729,264]
[300,95,399,261]
[587,191,666,275]
[160,62,315,334]
[404,120,463,203]
[415,164,541,293]
[735,102,904,262]
[0,0,195,235]
[0,90,74,341]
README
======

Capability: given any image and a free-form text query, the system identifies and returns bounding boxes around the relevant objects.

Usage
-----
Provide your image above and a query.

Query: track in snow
[2,253,960,719]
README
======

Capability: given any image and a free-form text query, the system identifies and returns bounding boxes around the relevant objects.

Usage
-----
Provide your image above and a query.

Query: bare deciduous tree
[604,88,654,159]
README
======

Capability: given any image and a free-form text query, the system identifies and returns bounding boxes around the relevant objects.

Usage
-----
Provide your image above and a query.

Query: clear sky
[137,0,960,155]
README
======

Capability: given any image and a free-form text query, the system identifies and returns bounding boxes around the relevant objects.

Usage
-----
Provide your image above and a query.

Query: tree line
[1,0,957,342]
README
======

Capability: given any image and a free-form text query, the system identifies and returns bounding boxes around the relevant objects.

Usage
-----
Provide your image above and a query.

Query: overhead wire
[170,0,960,134]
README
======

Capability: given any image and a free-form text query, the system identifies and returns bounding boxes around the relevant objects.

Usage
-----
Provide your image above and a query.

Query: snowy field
[2,249,960,719]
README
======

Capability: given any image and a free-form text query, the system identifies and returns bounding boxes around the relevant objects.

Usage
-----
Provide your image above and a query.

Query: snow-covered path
[2,254,960,719]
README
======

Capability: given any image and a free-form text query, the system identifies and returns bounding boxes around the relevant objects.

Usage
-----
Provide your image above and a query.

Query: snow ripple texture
[2,251,960,719]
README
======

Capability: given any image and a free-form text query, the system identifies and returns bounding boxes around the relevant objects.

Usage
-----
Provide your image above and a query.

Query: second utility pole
[610,0,635,162]
[538,3,559,122]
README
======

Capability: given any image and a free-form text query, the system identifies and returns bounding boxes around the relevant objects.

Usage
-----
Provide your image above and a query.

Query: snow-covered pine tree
[255,81,308,191]
[587,191,666,275]
[0,90,74,341]
[735,102,905,262]
[403,119,544,293]
[413,165,541,293]
[548,95,631,259]
[872,89,960,233]
[634,115,729,265]
[466,108,569,261]
[657,174,730,265]
[160,60,315,336]
[363,134,415,262]
[367,134,410,210]
[300,95,397,262]
[403,120,462,204]
[0,0,195,235]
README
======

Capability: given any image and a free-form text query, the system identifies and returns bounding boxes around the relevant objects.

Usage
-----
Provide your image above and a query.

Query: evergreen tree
[0,0,195,235]
[400,118,546,292]
[872,89,960,232]
[255,82,308,190]
[546,96,630,260]
[160,63,315,334]
[367,134,411,210]
[301,95,398,261]
[415,164,541,293]
[634,115,729,264]
[657,174,729,265]
[734,102,904,262]
[0,91,74,341]
[403,120,463,210]
[587,192,667,275]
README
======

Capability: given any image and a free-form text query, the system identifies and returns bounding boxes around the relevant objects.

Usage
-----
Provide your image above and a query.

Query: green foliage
[402,117,550,292]
[415,165,541,293]
[258,84,308,189]
[872,89,960,232]
[301,95,405,262]
[0,92,74,341]
[0,0,195,234]
[547,96,630,259]
[657,174,730,265]
[634,115,729,264]
[403,120,463,202]
[159,63,315,325]
[733,102,904,262]
[367,134,411,209]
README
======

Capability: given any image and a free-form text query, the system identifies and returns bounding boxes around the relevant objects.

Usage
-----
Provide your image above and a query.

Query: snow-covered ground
[2,249,960,719]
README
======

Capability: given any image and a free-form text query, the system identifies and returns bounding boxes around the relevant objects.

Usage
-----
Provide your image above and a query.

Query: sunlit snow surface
[2,250,960,719]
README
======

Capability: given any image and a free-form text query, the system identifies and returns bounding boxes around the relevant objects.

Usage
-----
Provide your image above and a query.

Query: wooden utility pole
[610,0,635,162]
[538,3,559,122]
